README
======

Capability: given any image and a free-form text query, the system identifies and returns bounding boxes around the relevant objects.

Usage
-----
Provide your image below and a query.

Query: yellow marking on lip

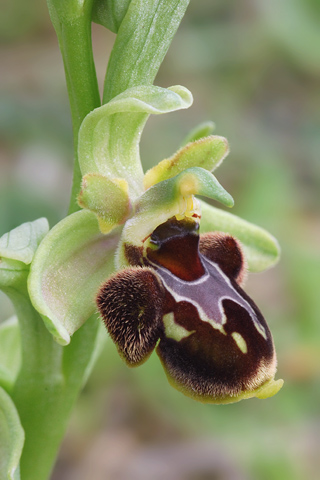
[231,332,248,354]
[163,313,195,342]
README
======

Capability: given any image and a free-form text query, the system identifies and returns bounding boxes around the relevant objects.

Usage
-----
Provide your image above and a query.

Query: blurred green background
[1,1,320,479]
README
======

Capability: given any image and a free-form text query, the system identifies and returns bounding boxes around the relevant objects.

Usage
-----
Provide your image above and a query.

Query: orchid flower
[28,84,283,404]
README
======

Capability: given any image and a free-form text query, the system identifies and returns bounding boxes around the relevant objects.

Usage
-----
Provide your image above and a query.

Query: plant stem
[51,12,101,214]
[8,283,100,480]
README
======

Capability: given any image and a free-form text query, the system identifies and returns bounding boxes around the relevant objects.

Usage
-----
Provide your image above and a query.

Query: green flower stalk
[0,1,283,479]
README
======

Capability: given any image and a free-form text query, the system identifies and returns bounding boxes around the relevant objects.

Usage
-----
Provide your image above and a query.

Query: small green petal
[176,168,234,208]
[0,317,21,393]
[200,200,281,272]
[0,218,49,265]
[144,135,229,189]
[28,210,119,345]
[0,386,24,480]
[78,85,192,200]
[78,173,131,233]
[180,121,216,146]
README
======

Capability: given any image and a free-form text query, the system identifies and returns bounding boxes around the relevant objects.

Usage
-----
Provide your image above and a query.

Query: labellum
[97,212,283,404]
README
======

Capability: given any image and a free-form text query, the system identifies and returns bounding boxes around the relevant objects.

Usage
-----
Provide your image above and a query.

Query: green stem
[47,1,101,214]
[60,19,101,213]
[8,283,100,480]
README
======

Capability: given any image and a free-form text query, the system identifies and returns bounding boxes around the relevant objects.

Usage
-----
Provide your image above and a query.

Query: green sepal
[28,210,119,345]
[144,135,229,189]
[0,317,21,393]
[78,173,131,233]
[0,386,24,480]
[92,0,131,33]
[180,121,216,146]
[117,167,233,267]
[200,200,281,272]
[0,218,49,265]
[78,85,192,200]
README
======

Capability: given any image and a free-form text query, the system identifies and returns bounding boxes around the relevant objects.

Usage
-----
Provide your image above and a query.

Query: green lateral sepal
[200,200,281,272]
[28,210,119,345]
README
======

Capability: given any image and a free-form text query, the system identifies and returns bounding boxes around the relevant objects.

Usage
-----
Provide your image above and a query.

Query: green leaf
[117,167,233,268]
[103,0,191,102]
[0,317,21,393]
[0,386,24,480]
[144,135,229,189]
[78,85,193,200]
[92,0,132,33]
[200,200,280,272]
[0,218,49,265]
[28,210,119,345]
[180,121,216,146]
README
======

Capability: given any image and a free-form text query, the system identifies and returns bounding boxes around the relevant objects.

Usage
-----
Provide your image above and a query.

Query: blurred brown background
[1,1,320,479]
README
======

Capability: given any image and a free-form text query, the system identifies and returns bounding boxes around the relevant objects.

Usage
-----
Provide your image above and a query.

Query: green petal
[0,218,49,265]
[118,167,233,268]
[28,210,119,345]
[180,120,216,146]
[144,135,229,189]
[0,317,21,393]
[200,200,280,272]
[0,386,24,480]
[78,85,192,200]
[78,173,131,233]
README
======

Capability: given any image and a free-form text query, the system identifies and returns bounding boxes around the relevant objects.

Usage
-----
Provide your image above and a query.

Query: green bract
[101,0,191,102]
